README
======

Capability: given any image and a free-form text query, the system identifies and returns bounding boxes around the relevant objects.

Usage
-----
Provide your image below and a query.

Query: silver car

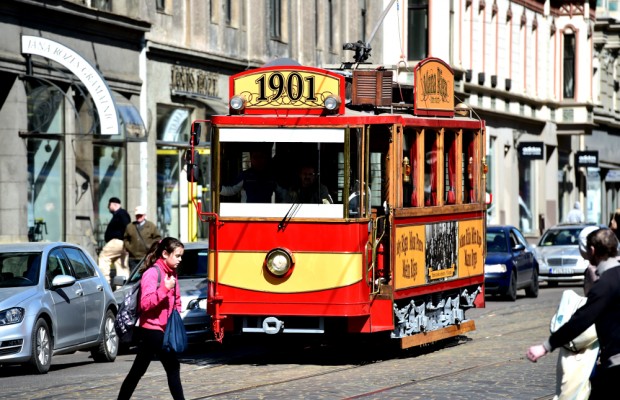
[0,242,118,374]
[113,241,210,343]
[534,223,605,286]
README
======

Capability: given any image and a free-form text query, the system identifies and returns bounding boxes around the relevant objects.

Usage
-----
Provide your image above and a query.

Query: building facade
[381,0,616,238]
[0,0,384,255]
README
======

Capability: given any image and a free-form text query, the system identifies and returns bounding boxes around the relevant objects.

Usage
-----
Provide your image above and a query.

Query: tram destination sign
[413,57,455,117]
[230,66,345,115]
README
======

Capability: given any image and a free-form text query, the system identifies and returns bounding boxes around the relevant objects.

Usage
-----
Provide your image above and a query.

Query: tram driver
[220,148,278,203]
[283,163,333,204]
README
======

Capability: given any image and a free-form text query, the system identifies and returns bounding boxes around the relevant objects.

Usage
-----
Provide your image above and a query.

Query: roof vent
[351,70,393,107]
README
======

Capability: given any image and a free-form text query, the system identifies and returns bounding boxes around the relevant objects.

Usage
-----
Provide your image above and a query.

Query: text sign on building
[413,57,455,117]
[21,35,119,135]
[230,66,345,115]
[518,142,544,160]
[575,151,599,168]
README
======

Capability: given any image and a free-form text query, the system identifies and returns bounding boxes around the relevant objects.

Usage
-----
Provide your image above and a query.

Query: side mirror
[190,122,201,146]
[185,150,201,182]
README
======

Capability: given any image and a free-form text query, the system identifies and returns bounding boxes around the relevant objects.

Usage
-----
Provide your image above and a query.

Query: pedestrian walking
[123,205,162,271]
[118,237,185,400]
[565,201,585,224]
[526,228,620,400]
[98,197,131,286]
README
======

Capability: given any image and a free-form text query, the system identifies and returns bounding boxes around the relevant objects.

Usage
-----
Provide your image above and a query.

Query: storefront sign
[21,35,119,135]
[575,151,599,168]
[170,65,220,99]
[413,57,455,117]
[517,142,544,160]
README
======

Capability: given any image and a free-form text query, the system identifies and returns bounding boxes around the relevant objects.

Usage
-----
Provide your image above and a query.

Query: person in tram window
[220,148,278,203]
[284,163,333,204]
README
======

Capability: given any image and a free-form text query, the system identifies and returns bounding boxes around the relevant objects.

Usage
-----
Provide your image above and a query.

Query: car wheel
[504,270,517,302]
[525,268,539,298]
[91,310,118,362]
[27,318,52,374]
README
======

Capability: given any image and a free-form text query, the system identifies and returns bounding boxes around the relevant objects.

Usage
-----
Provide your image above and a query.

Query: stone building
[0,0,384,253]
[380,0,607,237]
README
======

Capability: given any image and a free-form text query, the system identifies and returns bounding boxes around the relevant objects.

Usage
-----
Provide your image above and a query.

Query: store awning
[114,92,146,138]
[171,90,229,115]
[606,170,620,182]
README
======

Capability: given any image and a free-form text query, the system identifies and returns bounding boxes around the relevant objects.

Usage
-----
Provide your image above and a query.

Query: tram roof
[209,110,485,130]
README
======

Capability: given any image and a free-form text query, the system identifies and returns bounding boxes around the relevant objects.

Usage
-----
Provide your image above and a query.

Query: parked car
[533,223,605,287]
[113,241,210,344]
[0,242,118,374]
[484,225,539,301]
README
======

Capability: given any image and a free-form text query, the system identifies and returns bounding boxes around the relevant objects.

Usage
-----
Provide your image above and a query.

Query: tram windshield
[218,128,364,219]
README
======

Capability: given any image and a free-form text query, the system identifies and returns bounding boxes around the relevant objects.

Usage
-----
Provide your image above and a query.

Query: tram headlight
[230,95,246,113]
[265,248,295,277]
[324,95,341,113]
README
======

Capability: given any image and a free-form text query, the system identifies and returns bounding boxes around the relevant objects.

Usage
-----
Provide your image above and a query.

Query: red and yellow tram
[186,57,487,349]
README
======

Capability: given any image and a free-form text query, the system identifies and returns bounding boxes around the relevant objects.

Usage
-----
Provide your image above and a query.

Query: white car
[0,242,118,374]
[534,224,605,286]
[113,242,210,343]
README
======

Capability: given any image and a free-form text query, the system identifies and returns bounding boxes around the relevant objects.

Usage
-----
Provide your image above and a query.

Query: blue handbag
[162,284,188,353]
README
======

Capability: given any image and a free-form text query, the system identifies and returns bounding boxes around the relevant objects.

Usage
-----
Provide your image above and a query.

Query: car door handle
[76,289,84,296]
[97,285,104,291]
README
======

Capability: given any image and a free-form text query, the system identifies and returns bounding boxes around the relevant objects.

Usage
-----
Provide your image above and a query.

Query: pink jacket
[139,259,182,332]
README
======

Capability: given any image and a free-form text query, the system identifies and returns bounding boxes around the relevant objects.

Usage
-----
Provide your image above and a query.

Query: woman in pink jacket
[118,237,185,400]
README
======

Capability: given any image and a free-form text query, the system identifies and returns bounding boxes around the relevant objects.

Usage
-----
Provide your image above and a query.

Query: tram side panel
[387,212,485,346]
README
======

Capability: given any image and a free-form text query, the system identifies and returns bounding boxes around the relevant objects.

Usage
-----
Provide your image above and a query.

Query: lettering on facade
[21,35,119,135]
[170,65,220,99]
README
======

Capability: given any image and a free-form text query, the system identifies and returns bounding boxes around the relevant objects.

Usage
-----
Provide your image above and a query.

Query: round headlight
[265,248,294,277]
[324,95,341,111]
[230,95,246,111]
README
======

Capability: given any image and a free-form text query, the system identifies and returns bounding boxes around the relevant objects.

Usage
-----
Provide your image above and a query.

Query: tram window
[218,128,345,218]
[424,131,438,206]
[462,133,475,203]
[444,131,457,205]
[403,130,419,207]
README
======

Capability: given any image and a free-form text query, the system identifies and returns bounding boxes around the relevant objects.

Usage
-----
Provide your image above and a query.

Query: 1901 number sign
[231,66,344,115]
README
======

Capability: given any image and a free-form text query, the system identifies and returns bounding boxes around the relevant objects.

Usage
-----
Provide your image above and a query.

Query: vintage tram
[186,57,487,349]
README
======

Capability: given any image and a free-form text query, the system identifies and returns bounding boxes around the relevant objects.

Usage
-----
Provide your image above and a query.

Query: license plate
[549,268,572,274]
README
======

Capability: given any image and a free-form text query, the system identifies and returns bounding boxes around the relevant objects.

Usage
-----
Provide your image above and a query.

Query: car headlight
[265,248,295,277]
[0,307,24,325]
[485,264,507,274]
[577,257,590,269]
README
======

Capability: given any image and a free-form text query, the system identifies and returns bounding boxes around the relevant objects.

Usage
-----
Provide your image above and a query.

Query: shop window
[26,82,65,242]
[94,145,126,247]
[407,0,428,61]
[156,106,197,240]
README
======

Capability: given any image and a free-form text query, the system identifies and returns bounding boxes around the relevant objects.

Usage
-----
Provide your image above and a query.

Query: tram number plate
[549,268,572,274]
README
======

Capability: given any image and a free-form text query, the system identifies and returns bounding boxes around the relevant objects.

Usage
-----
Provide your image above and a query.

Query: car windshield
[127,248,208,284]
[0,252,41,287]
[538,228,582,246]
[486,232,507,252]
